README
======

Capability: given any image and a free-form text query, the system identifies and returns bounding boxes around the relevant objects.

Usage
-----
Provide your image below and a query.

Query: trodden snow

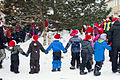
[0,30,120,80]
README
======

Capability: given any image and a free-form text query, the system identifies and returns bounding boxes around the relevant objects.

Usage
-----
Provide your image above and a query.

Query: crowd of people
[0,15,120,76]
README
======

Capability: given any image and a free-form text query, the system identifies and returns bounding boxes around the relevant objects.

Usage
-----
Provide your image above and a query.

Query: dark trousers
[80,51,92,71]
[52,52,62,69]
[10,54,19,72]
[109,50,112,61]
[111,48,120,72]
[71,52,80,67]
[30,59,40,72]
[94,61,103,71]
[0,60,2,66]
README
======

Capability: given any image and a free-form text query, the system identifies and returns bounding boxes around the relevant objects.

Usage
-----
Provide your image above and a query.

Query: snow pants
[71,52,80,68]
[10,54,19,72]
[52,52,62,69]
[30,59,40,73]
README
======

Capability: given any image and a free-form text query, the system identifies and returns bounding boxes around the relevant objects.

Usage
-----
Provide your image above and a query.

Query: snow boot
[70,66,75,70]
[51,69,56,72]
[88,69,94,72]
[14,71,20,74]
[0,65,2,69]
[29,66,35,74]
[94,67,101,76]
[80,70,87,75]
[57,68,61,71]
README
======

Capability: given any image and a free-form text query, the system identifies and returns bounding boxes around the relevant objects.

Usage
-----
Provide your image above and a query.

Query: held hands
[63,49,67,53]
[45,51,48,54]
[25,52,29,57]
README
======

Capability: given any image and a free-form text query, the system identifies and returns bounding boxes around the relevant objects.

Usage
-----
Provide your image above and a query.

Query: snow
[1,30,120,80]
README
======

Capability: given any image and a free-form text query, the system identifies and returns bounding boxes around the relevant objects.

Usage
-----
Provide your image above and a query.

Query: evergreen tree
[53,0,111,30]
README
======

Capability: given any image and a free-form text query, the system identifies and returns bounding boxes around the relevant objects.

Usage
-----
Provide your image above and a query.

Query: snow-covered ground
[1,30,120,80]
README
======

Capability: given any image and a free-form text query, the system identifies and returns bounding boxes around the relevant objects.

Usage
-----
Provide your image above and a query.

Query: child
[65,30,82,69]
[26,35,45,74]
[46,34,66,72]
[7,40,26,73]
[94,33,111,76]
[80,34,94,75]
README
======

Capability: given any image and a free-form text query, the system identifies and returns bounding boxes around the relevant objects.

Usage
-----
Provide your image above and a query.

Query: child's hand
[45,51,48,54]
[26,52,29,57]
[63,49,67,53]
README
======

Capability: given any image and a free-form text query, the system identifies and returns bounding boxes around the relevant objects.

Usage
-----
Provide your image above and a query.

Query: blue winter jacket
[65,35,82,53]
[94,40,111,62]
[46,40,66,53]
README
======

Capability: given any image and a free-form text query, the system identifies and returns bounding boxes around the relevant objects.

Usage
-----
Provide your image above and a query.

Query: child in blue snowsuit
[94,33,111,76]
[46,34,66,72]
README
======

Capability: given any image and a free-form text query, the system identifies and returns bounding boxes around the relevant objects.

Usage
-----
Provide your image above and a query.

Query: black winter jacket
[81,40,93,63]
[108,20,120,48]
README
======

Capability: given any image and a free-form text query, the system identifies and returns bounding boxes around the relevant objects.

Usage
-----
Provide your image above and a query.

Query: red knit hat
[9,40,16,47]
[54,34,60,39]
[33,35,39,43]
[98,28,104,34]
[84,35,91,40]
[70,30,78,36]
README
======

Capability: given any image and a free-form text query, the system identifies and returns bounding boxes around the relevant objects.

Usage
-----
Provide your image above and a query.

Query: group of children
[4,29,111,76]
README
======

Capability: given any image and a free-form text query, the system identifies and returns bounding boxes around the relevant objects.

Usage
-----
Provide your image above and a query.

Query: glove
[63,49,67,53]
[26,52,29,57]
[45,51,48,54]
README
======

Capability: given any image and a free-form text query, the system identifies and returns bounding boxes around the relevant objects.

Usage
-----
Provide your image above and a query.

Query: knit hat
[98,28,104,34]
[84,34,91,40]
[9,40,16,47]
[54,34,60,39]
[70,30,78,36]
[33,35,39,46]
[100,33,106,40]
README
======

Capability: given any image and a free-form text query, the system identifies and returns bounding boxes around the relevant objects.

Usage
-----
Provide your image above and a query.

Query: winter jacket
[0,27,7,49]
[81,40,93,63]
[94,40,111,62]
[27,41,45,60]
[46,40,66,53]
[108,20,120,48]
[65,35,82,53]
[7,45,25,55]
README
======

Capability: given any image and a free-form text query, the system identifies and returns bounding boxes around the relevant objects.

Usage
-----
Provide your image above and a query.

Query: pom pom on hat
[9,40,16,47]
[84,34,91,40]
[54,34,60,39]
[70,30,78,36]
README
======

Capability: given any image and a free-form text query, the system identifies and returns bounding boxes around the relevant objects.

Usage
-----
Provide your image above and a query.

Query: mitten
[26,52,29,57]
[45,51,48,54]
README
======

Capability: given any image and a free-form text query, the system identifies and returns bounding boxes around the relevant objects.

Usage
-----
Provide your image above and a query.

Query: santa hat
[9,40,16,47]
[33,35,39,46]
[98,28,104,34]
[54,34,60,39]
[0,21,3,27]
[70,30,78,36]
[84,34,91,40]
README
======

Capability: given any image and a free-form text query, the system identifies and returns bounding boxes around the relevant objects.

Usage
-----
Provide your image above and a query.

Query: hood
[98,40,104,43]
[113,20,120,26]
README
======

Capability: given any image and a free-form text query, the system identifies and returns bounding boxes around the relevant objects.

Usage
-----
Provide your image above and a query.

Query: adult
[0,22,7,68]
[107,15,120,73]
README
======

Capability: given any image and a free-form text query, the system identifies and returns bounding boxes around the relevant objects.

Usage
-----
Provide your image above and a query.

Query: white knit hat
[100,33,106,40]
